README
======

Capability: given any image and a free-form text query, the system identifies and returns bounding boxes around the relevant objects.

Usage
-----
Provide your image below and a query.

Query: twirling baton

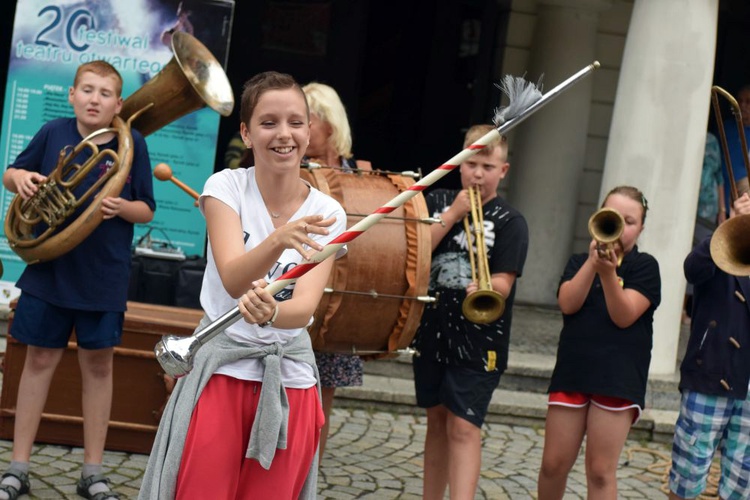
[155,61,600,378]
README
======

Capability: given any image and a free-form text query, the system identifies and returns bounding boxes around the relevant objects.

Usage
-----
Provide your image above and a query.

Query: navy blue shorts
[413,354,502,427]
[11,293,123,350]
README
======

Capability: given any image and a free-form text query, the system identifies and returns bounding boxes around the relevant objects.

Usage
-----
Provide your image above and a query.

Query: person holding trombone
[411,124,529,499]
[668,86,750,500]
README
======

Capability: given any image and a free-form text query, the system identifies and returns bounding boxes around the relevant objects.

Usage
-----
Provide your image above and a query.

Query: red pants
[175,375,324,499]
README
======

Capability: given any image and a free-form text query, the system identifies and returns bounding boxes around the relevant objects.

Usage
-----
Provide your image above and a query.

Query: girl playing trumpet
[538,185,661,500]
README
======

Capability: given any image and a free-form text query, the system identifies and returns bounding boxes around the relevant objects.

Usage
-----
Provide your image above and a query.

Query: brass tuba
[4,32,233,264]
[588,207,625,266]
[462,185,506,324]
[708,86,750,276]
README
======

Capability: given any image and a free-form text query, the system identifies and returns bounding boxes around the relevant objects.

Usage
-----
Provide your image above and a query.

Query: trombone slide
[709,85,750,276]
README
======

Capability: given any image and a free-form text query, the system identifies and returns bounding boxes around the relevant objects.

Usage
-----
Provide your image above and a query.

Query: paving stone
[36,446,69,457]
[319,489,356,500]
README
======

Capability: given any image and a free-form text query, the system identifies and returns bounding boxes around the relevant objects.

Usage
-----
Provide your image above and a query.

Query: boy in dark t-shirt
[1,61,155,500]
[411,124,528,498]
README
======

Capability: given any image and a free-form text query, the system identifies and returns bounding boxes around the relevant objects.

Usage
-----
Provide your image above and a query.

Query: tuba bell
[461,185,506,324]
[4,31,234,264]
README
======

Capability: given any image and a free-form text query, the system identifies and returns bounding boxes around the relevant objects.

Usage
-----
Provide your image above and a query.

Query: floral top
[697,132,722,221]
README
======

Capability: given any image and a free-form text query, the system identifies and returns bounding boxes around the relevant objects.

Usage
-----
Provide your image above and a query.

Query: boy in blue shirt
[1,60,155,500]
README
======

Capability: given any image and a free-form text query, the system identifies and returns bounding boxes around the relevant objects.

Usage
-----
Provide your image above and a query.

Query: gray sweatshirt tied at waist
[138,316,321,499]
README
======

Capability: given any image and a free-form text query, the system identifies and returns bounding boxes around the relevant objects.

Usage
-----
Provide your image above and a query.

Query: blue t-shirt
[10,117,155,311]
[720,120,750,212]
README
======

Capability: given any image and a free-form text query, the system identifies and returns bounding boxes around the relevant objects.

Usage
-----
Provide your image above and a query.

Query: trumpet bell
[588,207,624,244]
[710,215,750,276]
[462,289,505,324]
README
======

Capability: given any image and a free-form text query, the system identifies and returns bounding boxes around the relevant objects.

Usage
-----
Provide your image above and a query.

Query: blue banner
[0,0,234,294]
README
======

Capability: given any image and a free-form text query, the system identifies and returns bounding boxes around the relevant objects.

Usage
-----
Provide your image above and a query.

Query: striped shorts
[669,389,750,500]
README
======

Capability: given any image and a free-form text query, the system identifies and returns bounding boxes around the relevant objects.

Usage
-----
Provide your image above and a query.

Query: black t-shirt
[412,189,529,372]
[548,247,661,408]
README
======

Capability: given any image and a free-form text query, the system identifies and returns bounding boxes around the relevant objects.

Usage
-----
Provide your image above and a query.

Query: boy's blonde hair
[73,61,123,97]
[463,124,507,160]
[302,82,353,159]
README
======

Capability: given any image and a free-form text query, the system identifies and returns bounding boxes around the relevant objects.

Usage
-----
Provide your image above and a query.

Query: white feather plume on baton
[155,61,600,378]
[493,73,544,126]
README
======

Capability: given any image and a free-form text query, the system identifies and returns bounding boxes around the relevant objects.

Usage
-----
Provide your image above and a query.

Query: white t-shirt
[199,167,347,388]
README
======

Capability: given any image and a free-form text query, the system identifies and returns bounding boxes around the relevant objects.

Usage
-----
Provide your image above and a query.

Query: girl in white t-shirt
[140,71,346,500]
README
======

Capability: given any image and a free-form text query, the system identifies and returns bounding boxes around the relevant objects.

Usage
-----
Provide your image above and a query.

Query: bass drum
[301,168,431,355]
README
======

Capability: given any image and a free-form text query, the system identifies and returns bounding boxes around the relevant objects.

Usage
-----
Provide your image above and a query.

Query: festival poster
[0,0,235,298]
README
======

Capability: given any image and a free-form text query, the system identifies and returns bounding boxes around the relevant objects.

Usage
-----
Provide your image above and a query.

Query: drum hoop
[304,169,336,346]
[386,173,431,352]
[301,168,430,355]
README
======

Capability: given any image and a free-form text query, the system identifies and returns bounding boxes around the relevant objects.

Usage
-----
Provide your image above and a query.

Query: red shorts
[548,391,642,424]
[175,374,324,499]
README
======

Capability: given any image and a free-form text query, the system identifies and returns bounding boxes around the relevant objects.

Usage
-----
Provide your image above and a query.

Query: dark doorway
[351,0,504,188]
[219,0,506,190]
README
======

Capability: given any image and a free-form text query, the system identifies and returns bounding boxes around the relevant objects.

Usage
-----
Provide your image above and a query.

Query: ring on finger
[304,224,308,232]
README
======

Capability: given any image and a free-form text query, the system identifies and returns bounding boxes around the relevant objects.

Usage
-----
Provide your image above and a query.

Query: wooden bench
[0,302,202,454]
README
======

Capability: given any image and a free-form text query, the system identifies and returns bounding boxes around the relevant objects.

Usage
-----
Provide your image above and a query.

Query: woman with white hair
[302,82,368,458]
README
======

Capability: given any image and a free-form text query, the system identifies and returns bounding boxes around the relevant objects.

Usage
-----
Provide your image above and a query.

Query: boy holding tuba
[411,124,529,498]
[1,61,155,500]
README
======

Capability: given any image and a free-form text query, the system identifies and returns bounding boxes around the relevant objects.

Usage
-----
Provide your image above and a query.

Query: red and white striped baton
[155,61,600,377]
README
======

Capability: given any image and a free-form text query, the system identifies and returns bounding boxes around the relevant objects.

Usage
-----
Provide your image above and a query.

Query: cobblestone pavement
[0,306,684,498]
[319,408,673,499]
[0,406,674,499]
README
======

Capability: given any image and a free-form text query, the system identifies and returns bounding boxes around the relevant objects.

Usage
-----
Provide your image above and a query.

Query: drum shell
[301,168,431,354]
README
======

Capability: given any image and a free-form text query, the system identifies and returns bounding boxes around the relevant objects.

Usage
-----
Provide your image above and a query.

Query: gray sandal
[76,474,120,500]
[0,470,30,500]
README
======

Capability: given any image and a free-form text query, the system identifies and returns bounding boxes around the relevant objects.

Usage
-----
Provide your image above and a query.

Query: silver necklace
[267,183,305,219]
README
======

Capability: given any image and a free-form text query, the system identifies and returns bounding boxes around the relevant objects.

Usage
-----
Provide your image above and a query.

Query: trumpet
[588,207,625,266]
[709,86,750,276]
[461,186,506,324]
